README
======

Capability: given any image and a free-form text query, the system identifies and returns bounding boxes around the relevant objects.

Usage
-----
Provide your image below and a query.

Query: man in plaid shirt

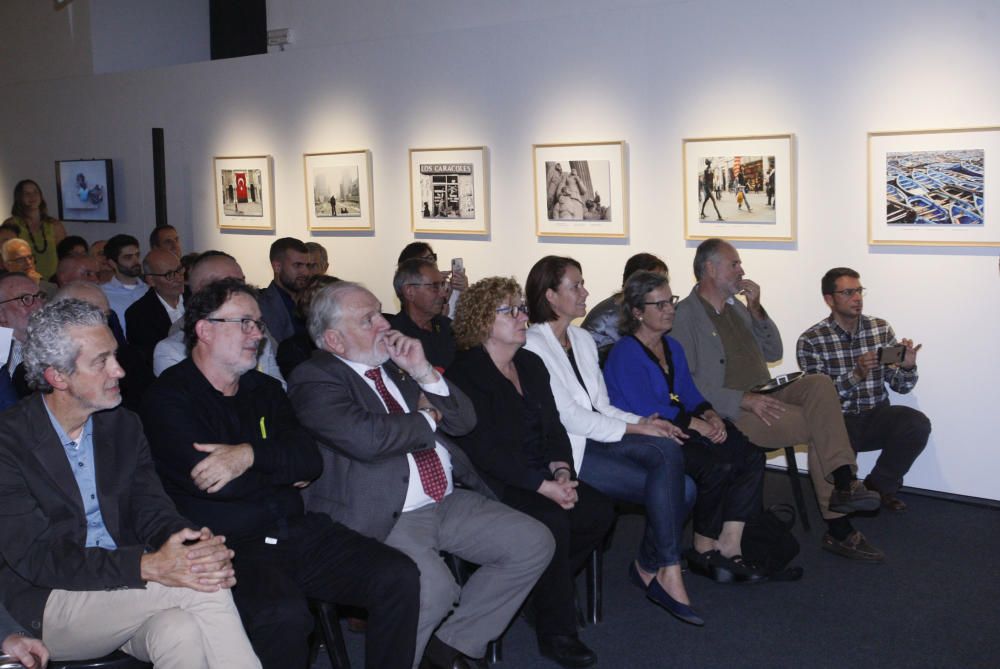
[797,267,931,512]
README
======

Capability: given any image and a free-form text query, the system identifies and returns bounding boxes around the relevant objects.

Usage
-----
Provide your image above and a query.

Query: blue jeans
[579,435,696,570]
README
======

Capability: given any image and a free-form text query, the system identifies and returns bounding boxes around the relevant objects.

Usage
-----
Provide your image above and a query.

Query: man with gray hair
[390,258,457,370]
[0,299,260,667]
[0,272,49,403]
[289,281,553,669]
[125,248,186,365]
[305,241,330,276]
[672,238,884,561]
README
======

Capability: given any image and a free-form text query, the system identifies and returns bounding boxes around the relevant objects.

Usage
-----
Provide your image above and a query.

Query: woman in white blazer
[524,256,708,626]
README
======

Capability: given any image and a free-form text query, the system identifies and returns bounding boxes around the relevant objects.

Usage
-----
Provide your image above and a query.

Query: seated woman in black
[447,277,614,669]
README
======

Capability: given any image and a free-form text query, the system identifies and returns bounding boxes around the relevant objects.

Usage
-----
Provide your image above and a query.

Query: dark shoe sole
[829,494,881,514]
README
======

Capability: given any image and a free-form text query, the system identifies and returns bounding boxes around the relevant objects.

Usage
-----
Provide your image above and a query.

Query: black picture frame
[55,158,117,222]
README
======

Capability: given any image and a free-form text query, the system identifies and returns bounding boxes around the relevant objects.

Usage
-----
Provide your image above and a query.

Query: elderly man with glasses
[797,267,930,513]
[124,248,187,366]
[2,238,57,298]
[0,272,48,405]
[389,258,457,370]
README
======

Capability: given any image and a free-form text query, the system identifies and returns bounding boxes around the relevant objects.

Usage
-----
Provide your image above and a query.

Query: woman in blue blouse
[605,270,766,584]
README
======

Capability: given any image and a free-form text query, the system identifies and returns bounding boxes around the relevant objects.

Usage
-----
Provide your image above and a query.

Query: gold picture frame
[213,155,275,231]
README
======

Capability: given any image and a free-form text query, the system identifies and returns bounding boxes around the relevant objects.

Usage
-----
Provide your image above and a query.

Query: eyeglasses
[643,296,679,310]
[144,268,185,281]
[6,255,34,266]
[829,287,866,298]
[0,291,46,307]
[496,304,529,317]
[205,317,267,334]
[406,281,447,291]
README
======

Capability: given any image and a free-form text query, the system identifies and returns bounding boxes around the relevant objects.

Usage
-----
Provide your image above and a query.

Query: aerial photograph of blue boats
[885,149,984,225]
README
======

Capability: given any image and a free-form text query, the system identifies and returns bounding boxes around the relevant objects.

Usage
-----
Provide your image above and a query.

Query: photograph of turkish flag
[235,172,248,202]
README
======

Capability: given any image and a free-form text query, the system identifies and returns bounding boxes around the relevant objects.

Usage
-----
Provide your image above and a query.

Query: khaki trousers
[42,583,260,668]
[734,374,857,519]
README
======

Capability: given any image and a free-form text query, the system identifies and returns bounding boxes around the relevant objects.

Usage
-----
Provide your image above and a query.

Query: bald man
[152,252,283,385]
[2,238,57,297]
[55,255,100,286]
[125,248,186,365]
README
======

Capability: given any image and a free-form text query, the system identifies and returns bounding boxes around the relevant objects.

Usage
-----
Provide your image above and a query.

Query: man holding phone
[797,267,930,512]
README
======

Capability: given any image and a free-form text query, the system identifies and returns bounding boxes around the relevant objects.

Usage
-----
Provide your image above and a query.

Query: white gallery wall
[1,0,998,500]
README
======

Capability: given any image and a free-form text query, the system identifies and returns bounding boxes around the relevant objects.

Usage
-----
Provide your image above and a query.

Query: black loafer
[537,634,597,668]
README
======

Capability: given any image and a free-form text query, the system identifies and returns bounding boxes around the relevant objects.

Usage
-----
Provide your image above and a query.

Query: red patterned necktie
[365,367,447,501]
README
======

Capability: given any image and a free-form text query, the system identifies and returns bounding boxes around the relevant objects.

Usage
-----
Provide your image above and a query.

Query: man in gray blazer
[289,281,553,669]
[257,237,312,344]
[671,239,884,562]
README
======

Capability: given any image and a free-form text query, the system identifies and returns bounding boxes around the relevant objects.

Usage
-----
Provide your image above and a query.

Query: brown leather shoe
[828,479,881,513]
[864,476,907,511]
[821,530,885,562]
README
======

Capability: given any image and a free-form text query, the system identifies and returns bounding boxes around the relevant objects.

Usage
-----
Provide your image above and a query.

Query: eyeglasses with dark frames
[144,268,186,281]
[829,287,866,298]
[642,296,679,310]
[0,291,47,308]
[205,318,267,334]
[496,304,530,317]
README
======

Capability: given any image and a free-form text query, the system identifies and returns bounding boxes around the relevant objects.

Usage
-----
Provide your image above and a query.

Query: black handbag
[741,503,803,581]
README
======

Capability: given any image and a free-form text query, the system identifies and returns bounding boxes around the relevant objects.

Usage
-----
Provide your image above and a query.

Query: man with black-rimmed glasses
[797,267,930,513]
[0,272,48,405]
[125,248,186,365]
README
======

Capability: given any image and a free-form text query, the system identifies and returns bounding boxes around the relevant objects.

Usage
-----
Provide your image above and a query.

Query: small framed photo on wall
[55,159,116,222]
[214,155,275,231]
[682,134,795,242]
[409,146,489,235]
[533,140,628,238]
[868,126,998,247]
[303,150,374,232]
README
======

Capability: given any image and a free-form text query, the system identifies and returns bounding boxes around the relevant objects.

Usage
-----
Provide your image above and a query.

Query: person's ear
[323,328,344,355]
[44,366,70,391]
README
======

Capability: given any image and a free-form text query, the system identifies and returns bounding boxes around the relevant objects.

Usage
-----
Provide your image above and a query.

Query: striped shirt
[796,314,918,414]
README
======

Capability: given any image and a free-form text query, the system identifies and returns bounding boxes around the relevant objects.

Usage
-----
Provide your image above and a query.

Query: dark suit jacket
[258,281,296,345]
[446,346,576,498]
[288,350,490,541]
[0,395,190,634]
[125,288,175,363]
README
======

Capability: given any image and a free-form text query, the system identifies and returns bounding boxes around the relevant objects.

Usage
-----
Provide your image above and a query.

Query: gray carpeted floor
[314,470,1000,668]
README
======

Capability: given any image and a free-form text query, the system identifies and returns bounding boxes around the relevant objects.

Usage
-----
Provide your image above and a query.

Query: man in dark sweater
[389,258,457,370]
[141,278,419,669]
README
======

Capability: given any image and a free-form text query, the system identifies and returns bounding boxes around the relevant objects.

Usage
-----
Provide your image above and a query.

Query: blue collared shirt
[43,400,117,550]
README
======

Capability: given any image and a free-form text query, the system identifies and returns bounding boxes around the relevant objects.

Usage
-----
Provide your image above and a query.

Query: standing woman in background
[4,180,67,280]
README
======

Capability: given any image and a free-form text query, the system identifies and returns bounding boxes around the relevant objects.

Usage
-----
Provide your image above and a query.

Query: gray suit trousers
[384,489,554,666]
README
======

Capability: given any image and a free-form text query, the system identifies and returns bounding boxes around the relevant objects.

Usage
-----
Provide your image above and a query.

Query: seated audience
[126,248,186,364]
[390,258,457,370]
[100,234,148,335]
[797,267,931,512]
[447,276,615,666]
[604,270,766,586]
[259,237,312,343]
[671,239,883,561]
[141,278,419,669]
[276,274,340,378]
[523,257,709,626]
[153,251,284,384]
[2,238,56,297]
[581,252,668,362]
[0,299,260,668]
[305,241,331,276]
[398,242,468,318]
[149,224,182,258]
[54,254,100,286]
[2,601,49,669]
[288,281,553,669]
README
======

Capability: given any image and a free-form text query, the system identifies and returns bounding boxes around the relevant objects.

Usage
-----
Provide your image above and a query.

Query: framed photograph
[533,141,627,238]
[868,127,998,246]
[409,147,489,235]
[303,150,374,232]
[55,159,116,222]
[213,155,275,230]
